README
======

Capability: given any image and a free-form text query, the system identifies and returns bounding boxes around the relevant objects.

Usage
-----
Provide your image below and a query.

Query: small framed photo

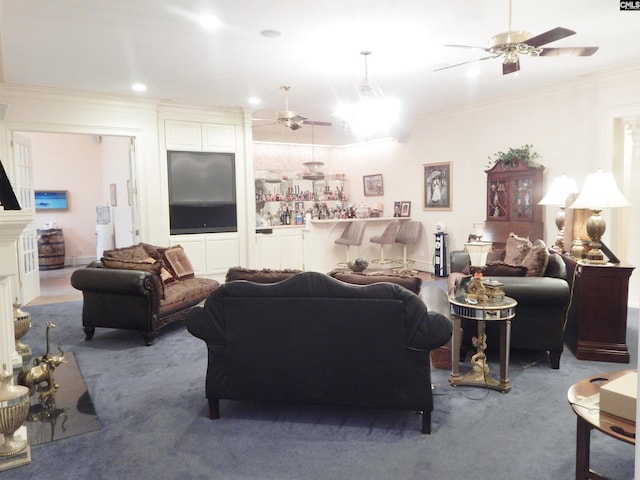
[400,201,411,217]
[363,174,384,196]
[294,201,304,212]
[423,162,452,210]
[393,201,402,217]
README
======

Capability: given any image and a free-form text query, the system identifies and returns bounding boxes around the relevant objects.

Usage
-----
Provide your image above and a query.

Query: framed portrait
[400,201,411,217]
[363,174,384,196]
[423,162,452,210]
[393,201,402,217]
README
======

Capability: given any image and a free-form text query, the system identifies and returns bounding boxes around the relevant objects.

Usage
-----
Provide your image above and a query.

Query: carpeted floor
[6,292,637,480]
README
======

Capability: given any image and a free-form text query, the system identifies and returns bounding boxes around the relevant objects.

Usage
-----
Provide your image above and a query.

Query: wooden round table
[567,370,636,480]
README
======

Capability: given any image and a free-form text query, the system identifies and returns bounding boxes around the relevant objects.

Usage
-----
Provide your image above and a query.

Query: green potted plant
[486,144,542,169]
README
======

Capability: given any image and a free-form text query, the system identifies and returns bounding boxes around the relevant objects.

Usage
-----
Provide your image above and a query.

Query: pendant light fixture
[337,51,399,137]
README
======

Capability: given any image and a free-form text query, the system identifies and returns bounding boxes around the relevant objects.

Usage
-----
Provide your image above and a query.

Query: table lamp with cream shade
[538,175,579,250]
[569,170,631,264]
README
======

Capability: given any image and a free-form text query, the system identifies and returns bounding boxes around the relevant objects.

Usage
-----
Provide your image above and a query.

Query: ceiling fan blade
[434,55,497,72]
[444,44,489,51]
[525,27,575,47]
[538,46,599,57]
[303,120,332,127]
[502,59,520,75]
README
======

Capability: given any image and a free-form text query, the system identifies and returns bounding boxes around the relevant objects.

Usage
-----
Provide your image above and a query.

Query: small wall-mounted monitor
[35,190,68,210]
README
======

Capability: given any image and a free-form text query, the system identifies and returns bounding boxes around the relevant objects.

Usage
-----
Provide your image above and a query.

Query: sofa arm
[71,266,158,297]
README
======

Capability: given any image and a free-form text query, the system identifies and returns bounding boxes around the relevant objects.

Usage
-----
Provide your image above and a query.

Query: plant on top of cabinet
[486,144,542,170]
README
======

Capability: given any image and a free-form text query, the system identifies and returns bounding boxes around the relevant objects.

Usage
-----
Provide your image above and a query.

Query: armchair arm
[71,266,158,297]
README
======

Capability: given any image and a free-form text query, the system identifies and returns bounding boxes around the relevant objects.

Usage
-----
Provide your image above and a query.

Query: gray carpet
[6,293,637,480]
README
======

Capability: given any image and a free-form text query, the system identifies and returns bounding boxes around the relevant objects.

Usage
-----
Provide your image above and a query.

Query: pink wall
[28,132,103,263]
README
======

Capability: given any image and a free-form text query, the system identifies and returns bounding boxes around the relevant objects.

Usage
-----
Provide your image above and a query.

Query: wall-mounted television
[167,151,237,234]
[35,190,69,210]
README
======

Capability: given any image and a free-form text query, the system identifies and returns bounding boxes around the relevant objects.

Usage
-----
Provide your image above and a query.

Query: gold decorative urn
[0,364,30,456]
[13,301,31,357]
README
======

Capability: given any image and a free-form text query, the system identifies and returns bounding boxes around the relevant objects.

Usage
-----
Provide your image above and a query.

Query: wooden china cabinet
[484,161,544,247]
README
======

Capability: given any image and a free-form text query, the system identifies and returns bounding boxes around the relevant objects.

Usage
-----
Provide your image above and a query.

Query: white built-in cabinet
[165,120,236,152]
[164,119,241,277]
[255,227,304,270]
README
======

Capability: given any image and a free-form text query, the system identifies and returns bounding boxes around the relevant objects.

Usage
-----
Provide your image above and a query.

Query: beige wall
[29,132,103,262]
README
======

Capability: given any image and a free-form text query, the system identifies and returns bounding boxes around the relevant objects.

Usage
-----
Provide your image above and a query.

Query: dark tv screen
[167,151,237,234]
[168,151,236,204]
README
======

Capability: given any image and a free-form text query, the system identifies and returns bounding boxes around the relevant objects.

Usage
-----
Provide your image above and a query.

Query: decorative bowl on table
[347,258,368,273]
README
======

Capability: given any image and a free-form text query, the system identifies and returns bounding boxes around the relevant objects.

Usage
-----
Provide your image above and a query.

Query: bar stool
[394,220,422,274]
[369,221,400,265]
[334,221,366,267]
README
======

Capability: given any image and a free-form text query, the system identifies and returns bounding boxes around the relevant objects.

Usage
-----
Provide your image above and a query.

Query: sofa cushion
[225,266,301,284]
[521,244,550,277]
[504,233,532,266]
[163,245,195,280]
[327,270,422,294]
[483,262,527,277]
[159,277,220,314]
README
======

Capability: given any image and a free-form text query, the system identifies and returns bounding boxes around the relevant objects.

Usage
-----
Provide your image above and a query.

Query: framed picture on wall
[363,174,384,196]
[423,162,452,210]
[400,201,411,217]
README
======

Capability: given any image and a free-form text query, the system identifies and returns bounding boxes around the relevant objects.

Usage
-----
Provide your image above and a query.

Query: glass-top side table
[448,295,517,393]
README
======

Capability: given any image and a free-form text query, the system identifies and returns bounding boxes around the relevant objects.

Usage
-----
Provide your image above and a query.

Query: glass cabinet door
[510,176,534,220]
[488,179,508,219]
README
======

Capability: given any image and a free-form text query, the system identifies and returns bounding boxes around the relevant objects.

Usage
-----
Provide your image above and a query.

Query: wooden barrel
[38,228,65,270]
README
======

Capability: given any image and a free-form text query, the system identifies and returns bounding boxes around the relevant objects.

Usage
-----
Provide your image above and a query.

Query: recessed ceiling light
[131,83,147,92]
[260,29,282,38]
[248,97,261,105]
[199,14,221,30]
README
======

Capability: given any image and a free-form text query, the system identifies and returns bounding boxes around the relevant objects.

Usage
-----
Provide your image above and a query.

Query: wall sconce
[569,170,630,264]
[538,175,579,251]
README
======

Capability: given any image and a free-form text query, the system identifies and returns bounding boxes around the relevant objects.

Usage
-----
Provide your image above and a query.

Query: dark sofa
[449,243,570,368]
[186,271,452,434]
[71,244,219,345]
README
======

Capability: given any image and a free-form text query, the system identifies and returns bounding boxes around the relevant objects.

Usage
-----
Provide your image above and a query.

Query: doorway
[14,131,137,304]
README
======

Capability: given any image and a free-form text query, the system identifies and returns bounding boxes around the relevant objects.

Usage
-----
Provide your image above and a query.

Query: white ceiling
[1,0,639,145]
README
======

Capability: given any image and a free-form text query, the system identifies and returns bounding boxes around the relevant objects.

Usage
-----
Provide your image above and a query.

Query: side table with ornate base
[449,296,517,393]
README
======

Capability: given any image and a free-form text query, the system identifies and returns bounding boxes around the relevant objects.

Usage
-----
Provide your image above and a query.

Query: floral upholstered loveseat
[71,243,219,345]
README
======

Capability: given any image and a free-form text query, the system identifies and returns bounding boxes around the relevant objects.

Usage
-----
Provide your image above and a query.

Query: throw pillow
[225,266,301,284]
[163,245,195,280]
[503,233,532,266]
[521,245,550,277]
[102,243,150,263]
[327,270,422,294]
[101,257,163,275]
[483,262,527,277]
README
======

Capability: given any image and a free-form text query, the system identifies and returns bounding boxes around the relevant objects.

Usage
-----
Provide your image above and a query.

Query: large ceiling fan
[271,85,332,131]
[435,0,599,75]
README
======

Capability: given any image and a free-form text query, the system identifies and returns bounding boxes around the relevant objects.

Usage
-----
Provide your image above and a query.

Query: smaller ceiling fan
[434,0,599,75]
[257,85,332,131]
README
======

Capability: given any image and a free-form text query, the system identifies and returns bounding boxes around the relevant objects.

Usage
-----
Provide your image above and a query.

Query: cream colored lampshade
[464,241,493,267]
[539,175,579,206]
[570,170,630,210]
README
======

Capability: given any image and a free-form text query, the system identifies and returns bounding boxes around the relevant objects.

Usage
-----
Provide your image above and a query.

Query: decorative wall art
[400,201,411,217]
[363,174,384,197]
[423,163,452,210]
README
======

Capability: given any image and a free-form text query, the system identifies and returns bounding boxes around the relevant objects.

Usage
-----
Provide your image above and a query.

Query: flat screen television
[167,151,237,234]
[35,190,68,210]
